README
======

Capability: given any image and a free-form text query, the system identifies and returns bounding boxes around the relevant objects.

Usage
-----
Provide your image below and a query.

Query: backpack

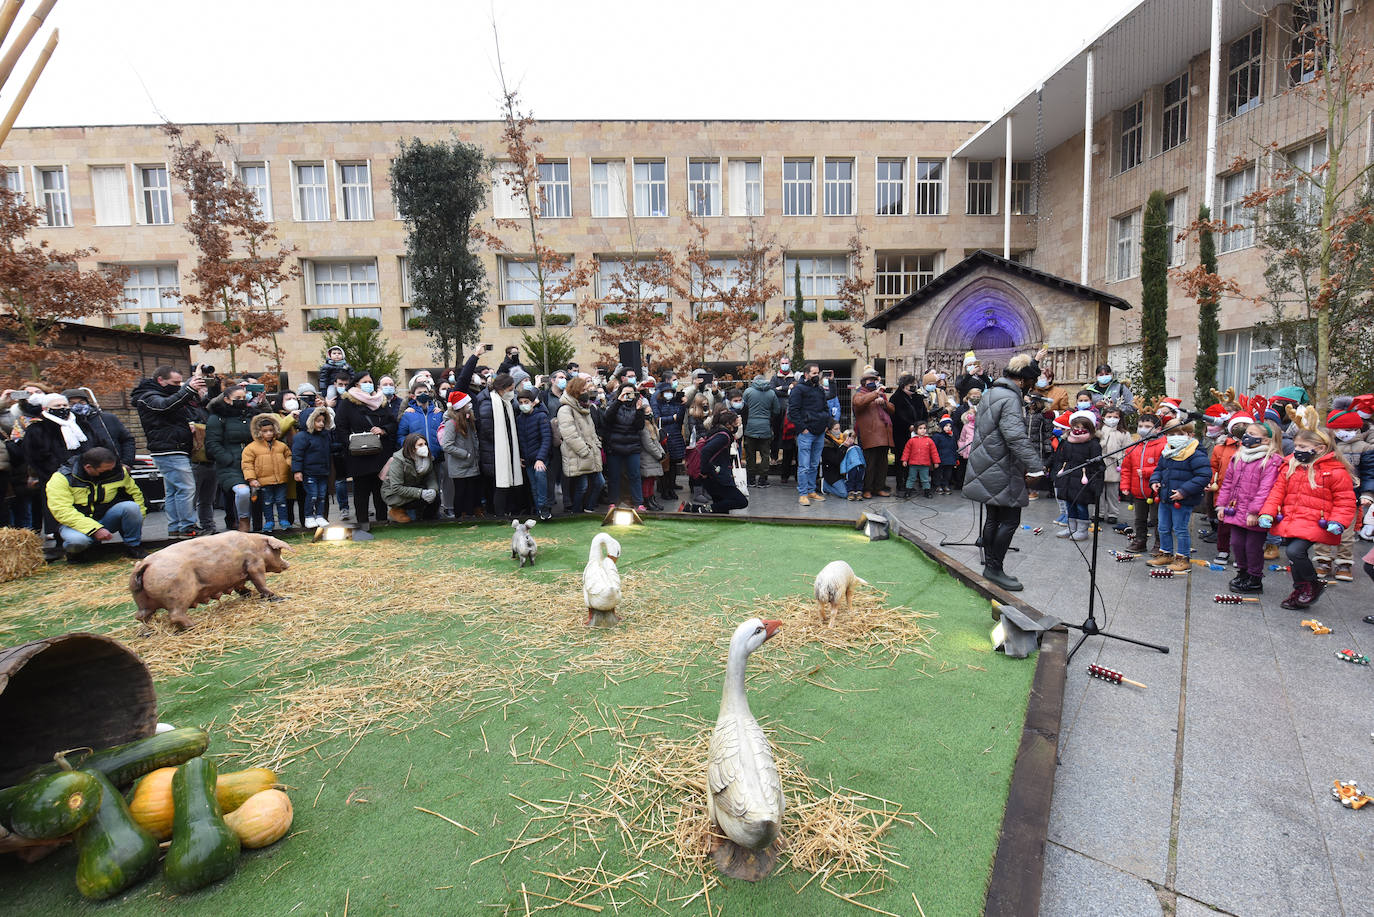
[684,440,705,480]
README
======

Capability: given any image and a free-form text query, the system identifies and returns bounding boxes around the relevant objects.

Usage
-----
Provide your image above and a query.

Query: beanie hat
[296,382,318,396]
[1264,406,1283,424]
[1053,411,1073,430]
[447,391,472,411]
[1326,408,1363,430]
[939,415,952,427]
[1271,385,1310,405]
[921,370,938,385]
[861,365,879,380]
[1353,394,1374,419]
[1070,409,1098,429]
[510,367,531,388]
[963,350,978,369]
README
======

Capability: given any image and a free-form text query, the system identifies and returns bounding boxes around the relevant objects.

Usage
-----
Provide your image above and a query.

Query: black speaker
[617,341,643,378]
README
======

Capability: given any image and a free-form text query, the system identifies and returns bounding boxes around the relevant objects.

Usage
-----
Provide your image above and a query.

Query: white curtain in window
[91,167,130,225]
[728,160,748,216]
[491,163,527,219]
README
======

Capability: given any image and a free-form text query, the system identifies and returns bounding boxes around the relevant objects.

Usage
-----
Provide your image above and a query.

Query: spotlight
[855,512,889,541]
[990,600,1061,659]
[312,523,375,543]
[602,505,644,527]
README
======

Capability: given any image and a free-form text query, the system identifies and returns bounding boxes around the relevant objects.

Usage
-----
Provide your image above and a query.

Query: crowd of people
[2,344,1371,611]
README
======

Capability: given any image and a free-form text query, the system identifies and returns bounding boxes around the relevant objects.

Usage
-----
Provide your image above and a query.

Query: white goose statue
[707,617,784,879]
[583,532,622,626]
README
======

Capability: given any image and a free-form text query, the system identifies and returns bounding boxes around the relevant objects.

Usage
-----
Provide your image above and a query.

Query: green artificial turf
[0,519,1037,916]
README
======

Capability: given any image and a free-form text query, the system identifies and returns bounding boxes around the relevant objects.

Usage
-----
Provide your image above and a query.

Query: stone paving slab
[1039,843,1163,917]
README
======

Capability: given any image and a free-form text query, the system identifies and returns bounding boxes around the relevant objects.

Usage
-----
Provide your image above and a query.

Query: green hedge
[547,313,572,326]
[507,314,535,327]
[308,317,342,332]
[407,316,429,330]
[822,308,849,321]
[603,313,627,326]
[110,323,141,333]
[143,321,181,336]
[787,310,817,322]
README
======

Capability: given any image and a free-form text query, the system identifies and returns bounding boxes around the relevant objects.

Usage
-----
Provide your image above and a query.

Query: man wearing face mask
[131,365,209,538]
[891,375,923,492]
[498,346,524,375]
[955,352,994,401]
[47,446,148,561]
[740,375,781,488]
[962,352,1048,591]
[63,388,135,466]
[770,359,795,401]
[787,363,832,506]
[1084,364,1136,416]
[1314,408,1374,581]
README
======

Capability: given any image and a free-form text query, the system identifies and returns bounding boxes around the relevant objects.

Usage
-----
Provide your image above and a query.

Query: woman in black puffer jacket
[602,383,646,509]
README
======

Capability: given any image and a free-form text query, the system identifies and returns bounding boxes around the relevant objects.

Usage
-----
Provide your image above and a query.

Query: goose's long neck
[720,643,751,717]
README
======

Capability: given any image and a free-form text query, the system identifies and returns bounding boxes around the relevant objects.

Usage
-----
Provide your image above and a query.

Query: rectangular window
[823,157,854,216]
[1217,328,1314,392]
[148,311,184,333]
[235,162,271,220]
[690,257,744,317]
[874,253,938,309]
[782,158,814,216]
[785,255,849,316]
[123,264,180,311]
[966,161,995,215]
[137,166,172,225]
[90,166,131,226]
[1109,210,1140,281]
[500,258,574,325]
[347,307,383,326]
[304,308,339,329]
[1218,166,1258,252]
[1227,27,1263,118]
[1283,137,1328,220]
[1119,99,1144,173]
[35,167,71,227]
[590,159,627,218]
[1290,0,1330,86]
[728,158,763,216]
[596,258,671,323]
[1163,193,1188,267]
[337,162,373,221]
[913,159,944,215]
[1010,162,1035,215]
[687,159,721,217]
[399,256,412,302]
[537,160,571,218]
[633,159,667,217]
[295,163,329,221]
[875,158,906,216]
[1162,73,1189,152]
[308,260,379,305]
[2,167,21,193]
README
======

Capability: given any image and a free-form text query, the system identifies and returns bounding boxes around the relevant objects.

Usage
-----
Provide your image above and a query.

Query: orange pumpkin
[223,789,293,848]
[127,765,278,840]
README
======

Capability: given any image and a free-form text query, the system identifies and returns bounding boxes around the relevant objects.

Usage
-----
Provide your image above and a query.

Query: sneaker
[1263,543,1280,561]
[1147,551,1174,567]
[1212,551,1230,565]
[809,492,825,502]
[1198,529,1217,544]
[1315,560,1332,577]
[1054,513,1068,525]
[1334,566,1354,582]
[1113,523,1131,535]
[539,510,553,521]
[340,508,354,521]
[1106,515,1118,524]
[799,495,811,506]
[261,523,274,534]
[1235,573,1264,594]
[1169,555,1191,573]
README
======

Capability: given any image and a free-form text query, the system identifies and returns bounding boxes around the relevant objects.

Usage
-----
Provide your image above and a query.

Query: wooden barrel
[0,633,156,785]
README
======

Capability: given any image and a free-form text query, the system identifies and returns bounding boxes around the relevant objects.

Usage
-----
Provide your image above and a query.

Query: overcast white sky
[13,0,1141,126]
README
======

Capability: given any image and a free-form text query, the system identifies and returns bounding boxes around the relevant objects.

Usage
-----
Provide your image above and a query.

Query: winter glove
[421,488,437,503]
[1258,514,1274,529]
[1326,521,1344,536]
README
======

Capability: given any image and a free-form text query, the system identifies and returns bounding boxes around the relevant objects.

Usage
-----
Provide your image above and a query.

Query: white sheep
[511,519,537,568]
[814,561,869,627]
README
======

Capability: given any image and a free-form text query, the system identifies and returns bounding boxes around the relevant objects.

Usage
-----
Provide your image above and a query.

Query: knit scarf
[43,411,88,450]
[491,392,523,489]
[347,387,386,411]
[1160,438,1199,461]
[1234,444,1271,464]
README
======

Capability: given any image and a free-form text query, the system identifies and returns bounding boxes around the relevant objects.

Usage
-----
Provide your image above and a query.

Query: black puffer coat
[22,416,95,481]
[1047,436,1104,505]
[333,391,399,477]
[602,399,646,457]
[204,396,254,492]
[963,377,1045,508]
[130,377,201,454]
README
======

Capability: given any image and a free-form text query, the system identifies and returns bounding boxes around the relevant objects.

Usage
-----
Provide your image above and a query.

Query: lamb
[814,561,869,627]
[511,519,537,567]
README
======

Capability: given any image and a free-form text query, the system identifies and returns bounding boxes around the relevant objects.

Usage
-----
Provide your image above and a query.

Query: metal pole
[1004,116,1013,258]
[1204,0,1221,209]
[1080,49,1095,285]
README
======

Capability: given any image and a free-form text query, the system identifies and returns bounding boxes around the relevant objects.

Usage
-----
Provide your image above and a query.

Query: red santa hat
[1326,408,1363,430]
[1202,402,1233,422]
[1053,411,1073,430]
[1228,413,1255,428]
[1157,397,1183,415]
[1353,394,1374,420]
[447,391,472,411]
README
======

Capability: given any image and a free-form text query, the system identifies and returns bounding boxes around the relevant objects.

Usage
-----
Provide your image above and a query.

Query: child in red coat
[1118,413,1167,553]
[901,422,940,498]
[1259,428,1358,609]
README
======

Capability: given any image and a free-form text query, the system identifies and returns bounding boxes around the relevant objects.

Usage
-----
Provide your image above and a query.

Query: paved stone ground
[132,480,1374,915]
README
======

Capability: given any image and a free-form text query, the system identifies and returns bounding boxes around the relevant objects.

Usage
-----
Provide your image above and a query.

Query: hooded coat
[1214,451,1284,532]
[653,387,686,460]
[240,414,291,486]
[291,407,336,477]
[397,398,446,456]
[1259,451,1357,545]
[962,376,1046,508]
[513,400,552,466]
[557,390,603,476]
[204,395,255,492]
[740,379,781,439]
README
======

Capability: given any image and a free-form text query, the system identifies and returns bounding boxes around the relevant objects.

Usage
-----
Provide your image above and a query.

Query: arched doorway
[924,276,1045,380]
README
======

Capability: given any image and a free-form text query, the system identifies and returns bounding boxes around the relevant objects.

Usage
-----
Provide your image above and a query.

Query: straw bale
[0,528,45,584]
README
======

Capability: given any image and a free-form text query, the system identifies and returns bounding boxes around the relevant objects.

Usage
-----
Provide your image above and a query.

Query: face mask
[1166,434,1190,449]
[1292,449,1317,464]
[417,393,432,404]
[780,363,790,372]
[415,443,429,457]
[358,383,375,395]
[70,402,92,416]
[282,399,299,412]
[48,407,70,420]
[821,379,829,389]
[1078,402,1092,410]
[446,373,456,383]
[731,400,743,410]
[1097,374,1113,386]
[969,396,981,405]
[1036,377,1049,389]
[662,391,674,400]
[1138,426,1154,437]
[91,463,123,483]
[1103,417,1119,427]
[301,393,317,406]
[554,378,567,390]
[1241,434,1263,448]
[625,377,637,386]
[518,402,533,414]
[1334,429,1359,442]
[924,384,936,393]
[864,380,877,390]
[381,385,395,397]
[1068,429,1091,442]
[578,394,591,405]
[229,400,248,412]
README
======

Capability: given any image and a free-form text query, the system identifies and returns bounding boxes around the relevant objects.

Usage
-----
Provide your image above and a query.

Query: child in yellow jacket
[241,414,291,532]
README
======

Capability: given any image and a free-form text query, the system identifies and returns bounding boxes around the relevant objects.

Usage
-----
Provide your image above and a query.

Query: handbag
[731,446,749,495]
[348,431,381,456]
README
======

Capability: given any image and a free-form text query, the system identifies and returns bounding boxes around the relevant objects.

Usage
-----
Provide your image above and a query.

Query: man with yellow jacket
[46,446,147,562]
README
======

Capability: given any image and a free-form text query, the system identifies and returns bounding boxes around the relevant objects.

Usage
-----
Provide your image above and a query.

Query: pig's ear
[266,536,291,552]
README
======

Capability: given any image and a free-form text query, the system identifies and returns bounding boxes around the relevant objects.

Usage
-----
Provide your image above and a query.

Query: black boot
[1235,573,1263,594]
[982,565,1023,591]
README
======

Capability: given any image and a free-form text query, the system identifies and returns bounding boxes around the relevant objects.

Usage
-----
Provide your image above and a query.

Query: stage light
[602,505,644,527]
[312,523,375,543]
[855,512,889,541]
[991,600,1060,659]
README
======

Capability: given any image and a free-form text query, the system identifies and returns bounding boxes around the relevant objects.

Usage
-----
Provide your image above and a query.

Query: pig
[511,519,537,568]
[814,560,869,628]
[130,531,291,632]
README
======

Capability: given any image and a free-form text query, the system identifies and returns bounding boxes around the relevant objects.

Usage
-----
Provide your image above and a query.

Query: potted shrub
[110,323,141,333]
[787,310,817,322]
[603,313,627,326]
[547,313,572,326]
[822,308,849,321]
[506,314,536,327]
[143,321,181,336]
[407,315,429,330]
[308,317,341,333]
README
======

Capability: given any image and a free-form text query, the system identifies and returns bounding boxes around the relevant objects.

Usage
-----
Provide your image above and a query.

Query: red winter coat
[1258,452,1358,545]
[1118,436,1166,499]
[901,435,940,467]
[1209,436,1240,489]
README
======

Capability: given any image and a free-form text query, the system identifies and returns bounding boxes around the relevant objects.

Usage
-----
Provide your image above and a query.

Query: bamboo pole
[0,27,56,149]
[0,0,55,90]
[0,1,25,56]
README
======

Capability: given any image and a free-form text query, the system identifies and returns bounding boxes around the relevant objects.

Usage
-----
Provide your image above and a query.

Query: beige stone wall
[2,119,1040,386]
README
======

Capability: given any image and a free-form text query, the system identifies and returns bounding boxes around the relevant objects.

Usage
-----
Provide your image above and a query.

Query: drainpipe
[1080,48,1094,285]
[1204,0,1220,209]
[1004,116,1013,258]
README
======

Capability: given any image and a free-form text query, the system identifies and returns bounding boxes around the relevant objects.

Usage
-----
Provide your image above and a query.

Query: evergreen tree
[1193,204,1219,411]
[1139,190,1169,403]
[322,318,401,383]
[791,262,805,364]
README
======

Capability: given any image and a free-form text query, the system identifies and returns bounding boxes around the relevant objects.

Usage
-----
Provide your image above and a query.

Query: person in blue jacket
[653,382,686,502]
[514,388,553,520]
[291,405,335,527]
[931,416,960,494]
[1148,418,1214,571]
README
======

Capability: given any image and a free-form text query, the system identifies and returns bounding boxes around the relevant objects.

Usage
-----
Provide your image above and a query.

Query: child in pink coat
[1214,420,1285,593]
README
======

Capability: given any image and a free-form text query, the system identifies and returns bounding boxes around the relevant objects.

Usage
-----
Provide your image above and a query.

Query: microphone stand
[1052,416,1192,662]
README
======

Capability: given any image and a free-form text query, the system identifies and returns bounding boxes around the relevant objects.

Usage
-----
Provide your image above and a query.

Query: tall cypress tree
[1139,190,1169,403]
[791,262,805,365]
[1193,204,1219,411]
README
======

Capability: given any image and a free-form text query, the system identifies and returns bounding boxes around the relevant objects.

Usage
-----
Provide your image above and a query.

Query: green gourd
[18,727,210,790]
[6,768,101,839]
[163,757,240,894]
[73,769,158,900]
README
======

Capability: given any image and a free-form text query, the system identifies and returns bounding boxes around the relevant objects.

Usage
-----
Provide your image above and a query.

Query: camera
[196,363,215,377]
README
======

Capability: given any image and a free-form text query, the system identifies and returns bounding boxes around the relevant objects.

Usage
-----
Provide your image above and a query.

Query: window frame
[728,158,764,216]
[874,252,939,308]
[782,157,815,217]
[1119,99,1144,173]
[632,158,668,218]
[1227,26,1264,118]
[784,254,850,316]
[2,166,24,194]
[234,161,273,221]
[589,158,627,218]
[536,159,572,219]
[121,262,181,315]
[1108,209,1141,282]
[874,157,907,216]
[292,161,331,222]
[499,256,576,326]
[966,160,996,215]
[687,157,722,217]
[822,156,855,217]
[1217,164,1258,253]
[135,163,173,226]
[90,164,132,226]
[913,158,945,216]
[1289,0,1330,86]
[1281,136,1328,221]
[32,165,72,228]
[1163,192,1188,268]
[1009,162,1035,215]
[303,258,380,306]
[336,160,374,222]
[1161,72,1189,152]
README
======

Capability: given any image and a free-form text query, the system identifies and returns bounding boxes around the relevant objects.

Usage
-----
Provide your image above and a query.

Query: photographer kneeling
[962,352,1047,592]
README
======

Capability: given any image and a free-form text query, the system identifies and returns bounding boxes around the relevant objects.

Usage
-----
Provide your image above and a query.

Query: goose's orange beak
[608,555,619,564]
[762,620,782,641]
